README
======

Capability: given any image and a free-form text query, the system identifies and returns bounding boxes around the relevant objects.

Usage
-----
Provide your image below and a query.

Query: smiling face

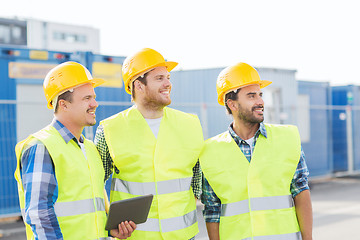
[66,83,99,128]
[140,66,172,110]
[233,84,265,124]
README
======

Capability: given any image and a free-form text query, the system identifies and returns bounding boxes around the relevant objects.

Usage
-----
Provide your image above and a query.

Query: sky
[1,0,359,85]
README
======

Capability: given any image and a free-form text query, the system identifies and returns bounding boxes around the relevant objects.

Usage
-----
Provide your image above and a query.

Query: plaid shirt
[201,122,310,223]
[19,119,84,240]
[94,124,202,199]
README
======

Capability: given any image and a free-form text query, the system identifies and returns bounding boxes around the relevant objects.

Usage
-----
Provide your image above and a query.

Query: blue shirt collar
[51,119,84,144]
[228,122,267,141]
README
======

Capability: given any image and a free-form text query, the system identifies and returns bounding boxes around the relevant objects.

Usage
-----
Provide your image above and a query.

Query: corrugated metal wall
[170,68,227,138]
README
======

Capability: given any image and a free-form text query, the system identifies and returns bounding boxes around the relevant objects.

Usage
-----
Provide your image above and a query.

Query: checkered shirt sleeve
[21,140,63,239]
[191,160,202,199]
[94,124,116,181]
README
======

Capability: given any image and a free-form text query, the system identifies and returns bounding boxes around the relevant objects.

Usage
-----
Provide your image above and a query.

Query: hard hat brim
[91,78,106,88]
[125,61,178,94]
[218,79,272,106]
[259,80,272,89]
[164,61,178,72]
[47,78,105,109]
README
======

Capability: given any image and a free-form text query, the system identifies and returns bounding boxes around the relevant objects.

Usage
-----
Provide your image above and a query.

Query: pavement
[311,175,360,240]
[1,175,360,239]
[0,218,25,240]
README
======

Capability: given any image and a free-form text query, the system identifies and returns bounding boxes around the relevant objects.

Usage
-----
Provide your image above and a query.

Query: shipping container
[0,46,71,216]
[332,85,360,173]
[298,81,333,177]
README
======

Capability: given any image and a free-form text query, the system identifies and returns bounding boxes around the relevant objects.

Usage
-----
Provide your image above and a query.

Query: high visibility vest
[199,124,302,240]
[101,106,204,240]
[14,125,110,240]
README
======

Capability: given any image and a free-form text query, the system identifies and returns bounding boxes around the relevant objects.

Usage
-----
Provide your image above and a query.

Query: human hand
[110,221,136,239]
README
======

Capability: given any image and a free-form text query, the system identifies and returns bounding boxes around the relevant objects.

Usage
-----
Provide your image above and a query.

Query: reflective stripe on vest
[221,195,293,217]
[251,195,294,211]
[136,209,197,232]
[221,199,249,217]
[111,177,192,195]
[54,197,105,217]
[242,231,301,240]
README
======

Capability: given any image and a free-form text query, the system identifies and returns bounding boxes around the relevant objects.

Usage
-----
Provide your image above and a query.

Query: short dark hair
[131,71,150,100]
[54,90,73,113]
[224,89,240,115]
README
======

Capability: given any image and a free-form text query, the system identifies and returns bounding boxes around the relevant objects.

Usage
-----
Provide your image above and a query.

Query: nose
[256,94,264,105]
[91,98,98,108]
[165,78,171,86]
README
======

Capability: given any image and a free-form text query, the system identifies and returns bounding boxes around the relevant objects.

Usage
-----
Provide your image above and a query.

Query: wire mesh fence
[1,99,359,217]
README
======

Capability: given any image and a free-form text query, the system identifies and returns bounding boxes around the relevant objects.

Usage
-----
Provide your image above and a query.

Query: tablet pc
[105,194,153,231]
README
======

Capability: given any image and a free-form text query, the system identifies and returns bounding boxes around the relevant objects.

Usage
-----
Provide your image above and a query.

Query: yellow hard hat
[43,61,105,109]
[122,48,178,94]
[216,62,272,105]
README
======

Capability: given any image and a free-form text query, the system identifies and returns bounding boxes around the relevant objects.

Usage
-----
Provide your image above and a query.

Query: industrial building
[0,17,100,53]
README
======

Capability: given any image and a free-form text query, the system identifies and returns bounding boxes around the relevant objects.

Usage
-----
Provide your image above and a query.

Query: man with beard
[14,62,135,239]
[95,48,204,240]
[199,62,313,240]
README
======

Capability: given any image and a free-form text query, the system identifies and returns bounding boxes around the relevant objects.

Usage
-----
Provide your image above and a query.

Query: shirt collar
[51,119,84,144]
[228,122,267,141]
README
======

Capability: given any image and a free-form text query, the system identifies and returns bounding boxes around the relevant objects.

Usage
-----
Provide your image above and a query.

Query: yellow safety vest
[14,125,109,240]
[200,124,301,240]
[100,106,204,240]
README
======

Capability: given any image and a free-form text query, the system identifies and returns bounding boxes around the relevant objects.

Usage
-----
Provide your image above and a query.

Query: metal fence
[1,100,359,217]
[0,100,18,217]
[86,101,360,178]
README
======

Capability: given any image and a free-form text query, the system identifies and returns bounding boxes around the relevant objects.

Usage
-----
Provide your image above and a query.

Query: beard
[237,104,264,124]
[143,88,171,110]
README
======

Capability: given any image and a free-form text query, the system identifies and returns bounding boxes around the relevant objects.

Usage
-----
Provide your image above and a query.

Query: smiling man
[199,62,313,240]
[95,48,204,240]
[14,61,135,240]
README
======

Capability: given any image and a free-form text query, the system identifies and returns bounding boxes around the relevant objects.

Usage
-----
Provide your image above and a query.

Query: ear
[134,80,144,92]
[227,99,238,112]
[58,99,68,111]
